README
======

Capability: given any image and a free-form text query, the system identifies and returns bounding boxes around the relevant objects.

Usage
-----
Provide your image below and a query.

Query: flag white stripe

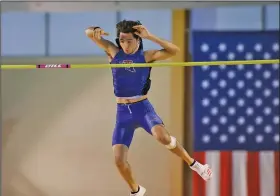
[260,151,275,196]
[206,151,220,196]
[232,151,248,196]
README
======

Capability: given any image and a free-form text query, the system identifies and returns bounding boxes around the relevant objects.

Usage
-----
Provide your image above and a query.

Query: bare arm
[144,34,180,62]
[85,27,119,59]
[132,25,180,63]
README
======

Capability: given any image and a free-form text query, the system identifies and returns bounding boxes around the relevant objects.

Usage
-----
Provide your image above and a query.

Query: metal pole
[261,5,266,31]
[44,12,50,56]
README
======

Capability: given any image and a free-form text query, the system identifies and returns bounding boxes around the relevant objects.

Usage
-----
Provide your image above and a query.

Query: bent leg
[139,100,212,181]
[151,124,194,165]
[113,144,139,192]
[112,118,140,193]
[139,106,194,165]
[150,125,212,181]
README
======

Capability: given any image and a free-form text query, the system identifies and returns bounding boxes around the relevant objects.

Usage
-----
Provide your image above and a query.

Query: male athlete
[85,20,212,196]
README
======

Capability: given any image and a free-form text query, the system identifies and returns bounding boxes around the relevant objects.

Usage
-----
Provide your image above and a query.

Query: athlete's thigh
[112,110,136,148]
[138,100,164,134]
[112,123,135,148]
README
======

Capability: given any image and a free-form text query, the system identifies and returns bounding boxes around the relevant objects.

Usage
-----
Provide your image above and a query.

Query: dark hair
[115,20,143,50]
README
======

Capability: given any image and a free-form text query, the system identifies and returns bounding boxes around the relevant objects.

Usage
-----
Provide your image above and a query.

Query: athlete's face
[119,32,139,54]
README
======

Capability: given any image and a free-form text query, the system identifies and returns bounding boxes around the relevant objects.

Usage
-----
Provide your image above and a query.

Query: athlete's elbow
[170,46,180,56]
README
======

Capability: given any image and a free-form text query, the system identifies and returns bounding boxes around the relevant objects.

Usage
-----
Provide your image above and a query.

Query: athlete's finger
[94,29,101,39]
[132,25,143,29]
[93,29,98,39]
[101,30,109,36]
[93,30,97,38]
[134,32,141,36]
[96,30,101,39]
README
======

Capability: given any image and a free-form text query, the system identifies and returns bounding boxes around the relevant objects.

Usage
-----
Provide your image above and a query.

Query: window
[265,4,279,30]
[216,5,262,30]
[191,5,263,31]
[1,12,46,56]
[49,12,117,56]
[191,8,216,30]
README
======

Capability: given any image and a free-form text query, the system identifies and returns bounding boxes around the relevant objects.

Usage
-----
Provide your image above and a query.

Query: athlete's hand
[85,27,109,40]
[132,25,152,39]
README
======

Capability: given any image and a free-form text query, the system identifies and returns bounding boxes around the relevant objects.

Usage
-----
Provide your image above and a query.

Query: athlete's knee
[113,144,129,168]
[165,136,177,150]
[154,133,171,145]
[154,133,177,149]
[152,125,173,145]
[114,156,127,168]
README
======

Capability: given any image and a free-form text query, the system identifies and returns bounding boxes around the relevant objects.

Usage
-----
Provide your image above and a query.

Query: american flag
[191,31,279,196]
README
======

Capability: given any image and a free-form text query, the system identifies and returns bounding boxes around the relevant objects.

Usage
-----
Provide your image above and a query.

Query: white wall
[2,67,173,196]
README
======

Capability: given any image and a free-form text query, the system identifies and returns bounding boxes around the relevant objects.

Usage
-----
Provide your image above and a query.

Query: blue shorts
[112,99,164,148]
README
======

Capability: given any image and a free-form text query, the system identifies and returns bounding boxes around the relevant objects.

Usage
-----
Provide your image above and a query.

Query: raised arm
[85,27,119,59]
[132,25,180,63]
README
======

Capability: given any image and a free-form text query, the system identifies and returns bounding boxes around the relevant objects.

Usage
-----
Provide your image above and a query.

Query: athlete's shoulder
[109,48,124,62]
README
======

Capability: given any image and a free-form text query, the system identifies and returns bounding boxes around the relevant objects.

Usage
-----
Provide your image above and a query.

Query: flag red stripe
[247,152,260,196]
[275,152,279,196]
[193,152,206,196]
[220,151,232,196]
